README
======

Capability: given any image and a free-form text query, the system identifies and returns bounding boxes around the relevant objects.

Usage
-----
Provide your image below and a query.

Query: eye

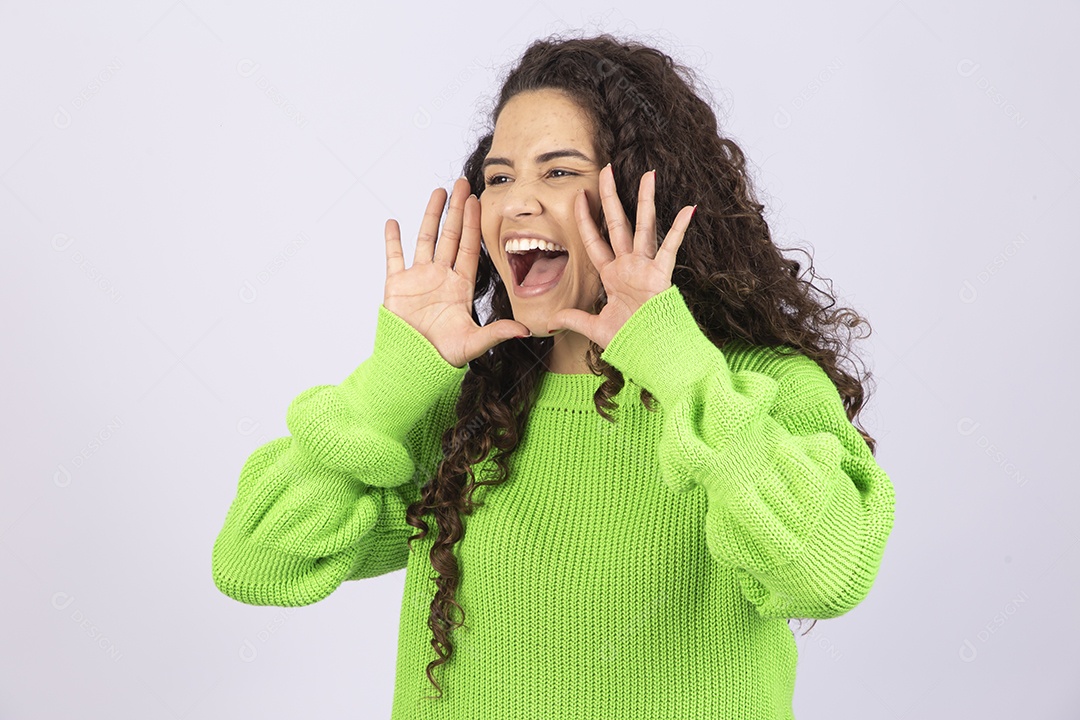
[484,168,577,186]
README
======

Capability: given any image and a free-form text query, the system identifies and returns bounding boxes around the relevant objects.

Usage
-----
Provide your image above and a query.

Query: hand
[546,165,696,349]
[384,176,531,368]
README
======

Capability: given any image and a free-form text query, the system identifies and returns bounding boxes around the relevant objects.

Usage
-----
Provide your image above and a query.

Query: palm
[384,261,473,338]
[591,251,667,326]
[384,180,530,368]
[547,166,696,349]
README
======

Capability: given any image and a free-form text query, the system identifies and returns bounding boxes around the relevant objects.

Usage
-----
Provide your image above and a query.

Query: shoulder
[723,340,843,415]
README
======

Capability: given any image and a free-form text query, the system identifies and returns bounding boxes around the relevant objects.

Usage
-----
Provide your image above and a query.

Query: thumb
[493,319,531,339]
[547,308,590,337]
[472,319,531,353]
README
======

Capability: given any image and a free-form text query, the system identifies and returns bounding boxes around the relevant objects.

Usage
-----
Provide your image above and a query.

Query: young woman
[212,33,896,719]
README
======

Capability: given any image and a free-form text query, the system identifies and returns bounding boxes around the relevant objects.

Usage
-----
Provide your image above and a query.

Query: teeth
[505,237,568,254]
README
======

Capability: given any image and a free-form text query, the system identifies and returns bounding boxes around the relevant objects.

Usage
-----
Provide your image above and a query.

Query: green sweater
[212,283,896,719]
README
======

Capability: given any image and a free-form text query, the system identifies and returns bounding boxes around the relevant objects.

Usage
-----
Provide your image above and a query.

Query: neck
[546,329,594,375]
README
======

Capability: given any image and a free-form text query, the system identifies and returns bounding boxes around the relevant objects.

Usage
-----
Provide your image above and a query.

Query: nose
[499,177,542,218]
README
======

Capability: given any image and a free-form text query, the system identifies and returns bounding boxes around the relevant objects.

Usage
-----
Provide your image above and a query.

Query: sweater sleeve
[211,305,465,607]
[599,284,896,620]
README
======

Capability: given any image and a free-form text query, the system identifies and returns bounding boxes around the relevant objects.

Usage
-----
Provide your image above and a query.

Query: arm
[599,285,896,619]
[211,305,465,607]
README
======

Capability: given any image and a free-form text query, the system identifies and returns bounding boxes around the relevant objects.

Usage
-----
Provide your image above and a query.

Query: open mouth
[508,248,570,288]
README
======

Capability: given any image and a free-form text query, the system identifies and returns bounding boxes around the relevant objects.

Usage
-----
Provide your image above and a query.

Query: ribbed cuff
[600,284,727,407]
[336,305,466,441]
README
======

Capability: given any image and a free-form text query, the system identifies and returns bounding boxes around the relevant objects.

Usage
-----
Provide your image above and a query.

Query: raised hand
[384,176,530,368]
[546,165,696,349]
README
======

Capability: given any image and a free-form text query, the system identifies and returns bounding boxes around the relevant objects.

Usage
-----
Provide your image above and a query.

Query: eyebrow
[481,148,595,171]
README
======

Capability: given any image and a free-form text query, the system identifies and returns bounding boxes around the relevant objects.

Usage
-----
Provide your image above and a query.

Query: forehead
[489,89,595,157]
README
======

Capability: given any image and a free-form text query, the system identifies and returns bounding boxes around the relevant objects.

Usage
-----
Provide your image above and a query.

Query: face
[479,88,605,338]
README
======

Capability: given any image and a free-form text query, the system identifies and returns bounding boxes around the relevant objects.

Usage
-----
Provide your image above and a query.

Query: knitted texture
[211,283,896,719]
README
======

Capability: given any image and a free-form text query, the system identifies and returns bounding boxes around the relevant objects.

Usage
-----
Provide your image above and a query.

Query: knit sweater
[211,283,896,719]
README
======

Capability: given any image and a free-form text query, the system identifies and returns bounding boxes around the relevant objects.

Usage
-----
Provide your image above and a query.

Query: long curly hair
[403,32,880,700]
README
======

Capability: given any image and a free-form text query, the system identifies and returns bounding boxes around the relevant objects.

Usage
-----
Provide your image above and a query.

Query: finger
[574,188,614,272]
[434,177,470,267]
[599,163,633,255]
[656,204,697,277]
[453,194,482,284]
[385,218,405,277]
[546,307,593,338]
[415,187,448,266]
[467,319,531,361]
[635,169,657,257]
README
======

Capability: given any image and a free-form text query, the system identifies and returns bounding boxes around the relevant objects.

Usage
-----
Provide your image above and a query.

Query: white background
[2,1,1077,718]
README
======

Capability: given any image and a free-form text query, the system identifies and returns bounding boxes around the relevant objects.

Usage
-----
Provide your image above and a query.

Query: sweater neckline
[533,370,619,410]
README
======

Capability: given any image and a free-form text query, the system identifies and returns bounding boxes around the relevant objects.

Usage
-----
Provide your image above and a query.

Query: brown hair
[404,32,880,700]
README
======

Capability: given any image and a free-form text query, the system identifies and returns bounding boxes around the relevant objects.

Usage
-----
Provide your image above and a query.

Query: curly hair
[403,31,880,701]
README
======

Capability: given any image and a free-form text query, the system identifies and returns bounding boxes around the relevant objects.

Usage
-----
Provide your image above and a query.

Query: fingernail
[691,204,698,218]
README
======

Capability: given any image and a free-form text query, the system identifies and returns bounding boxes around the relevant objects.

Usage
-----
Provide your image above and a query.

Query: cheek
[479,209,496,256]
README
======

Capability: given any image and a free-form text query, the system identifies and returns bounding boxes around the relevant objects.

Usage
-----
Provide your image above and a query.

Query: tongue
[521,252,569,287]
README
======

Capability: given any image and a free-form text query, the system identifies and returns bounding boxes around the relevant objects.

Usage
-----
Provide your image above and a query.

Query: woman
[212,33,896,719]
